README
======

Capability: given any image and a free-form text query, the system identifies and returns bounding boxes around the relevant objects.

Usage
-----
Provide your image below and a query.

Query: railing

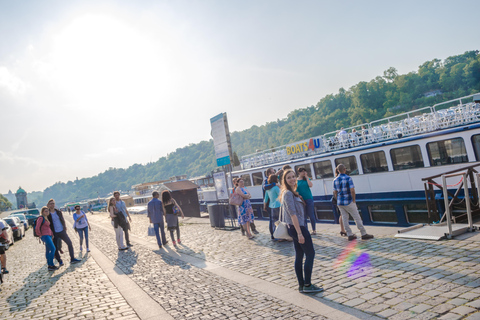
[240,93,480,169]
[422,163,480,236]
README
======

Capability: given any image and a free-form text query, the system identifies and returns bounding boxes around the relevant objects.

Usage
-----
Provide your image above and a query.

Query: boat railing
[240,94,480,169]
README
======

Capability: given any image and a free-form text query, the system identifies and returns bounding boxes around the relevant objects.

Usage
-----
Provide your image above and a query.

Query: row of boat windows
[251,202,432,224]
[239,135,480,187]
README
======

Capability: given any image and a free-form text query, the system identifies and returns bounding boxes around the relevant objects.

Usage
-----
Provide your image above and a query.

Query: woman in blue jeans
[264,174,281,240]
[280,169,323,294]
[73,206,91,252]
[35,206,57,271]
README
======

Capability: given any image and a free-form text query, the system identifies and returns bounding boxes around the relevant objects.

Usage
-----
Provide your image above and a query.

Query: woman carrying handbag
[162,190,184,246]
[279,169,323,294]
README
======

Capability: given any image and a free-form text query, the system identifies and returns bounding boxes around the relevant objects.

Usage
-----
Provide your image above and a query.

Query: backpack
[33,217,45,237]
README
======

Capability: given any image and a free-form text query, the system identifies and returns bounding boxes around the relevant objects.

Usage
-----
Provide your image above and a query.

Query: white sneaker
[80,246,83,252]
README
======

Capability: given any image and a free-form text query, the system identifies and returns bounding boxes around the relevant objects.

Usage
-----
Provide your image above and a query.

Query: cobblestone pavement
[0,229,139,320]
[87,218,327,320]
[87,212,480,320]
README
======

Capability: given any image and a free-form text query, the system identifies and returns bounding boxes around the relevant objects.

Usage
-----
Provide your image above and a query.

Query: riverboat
[229,93,480,227]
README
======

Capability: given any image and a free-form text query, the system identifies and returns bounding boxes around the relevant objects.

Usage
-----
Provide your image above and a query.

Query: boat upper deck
[240,94,480,169]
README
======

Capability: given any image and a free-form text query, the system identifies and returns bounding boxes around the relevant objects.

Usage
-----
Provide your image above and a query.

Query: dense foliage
[0,194,13,211]
[39,50,479,205]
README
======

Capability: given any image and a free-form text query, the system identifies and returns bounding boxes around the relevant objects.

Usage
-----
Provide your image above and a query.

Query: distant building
[424,90,442,98]
[2,190,16,206]
[15,187,28,209]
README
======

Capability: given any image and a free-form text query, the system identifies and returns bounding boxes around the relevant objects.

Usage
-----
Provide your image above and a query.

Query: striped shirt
[333,174,355,206]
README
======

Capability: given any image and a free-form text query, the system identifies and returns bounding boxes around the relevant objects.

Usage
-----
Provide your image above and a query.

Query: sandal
[340,231,347,236]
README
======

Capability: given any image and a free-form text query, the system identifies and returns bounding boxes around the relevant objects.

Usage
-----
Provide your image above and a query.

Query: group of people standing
[107,190,184,250]
[231,163,374,294]
[34,189,185,270]
[35,199,83,271]
[146,190,184,248]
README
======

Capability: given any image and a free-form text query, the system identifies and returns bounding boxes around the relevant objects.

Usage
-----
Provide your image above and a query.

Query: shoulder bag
[273,203,293,241]
[229,190,244,206]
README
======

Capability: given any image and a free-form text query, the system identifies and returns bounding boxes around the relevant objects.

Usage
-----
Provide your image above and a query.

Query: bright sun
[48,14,172,108]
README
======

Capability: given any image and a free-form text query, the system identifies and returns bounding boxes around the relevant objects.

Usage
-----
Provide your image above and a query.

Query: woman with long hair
[279,169,323,293]
[235,178,255,239]
[35,206,57,271]
[73,205,91,252]
[161,190,184,246]
[108,197,127,251]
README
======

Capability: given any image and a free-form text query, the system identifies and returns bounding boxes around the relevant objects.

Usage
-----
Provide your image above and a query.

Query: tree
[232,152,240,167]
[0,194,13,211]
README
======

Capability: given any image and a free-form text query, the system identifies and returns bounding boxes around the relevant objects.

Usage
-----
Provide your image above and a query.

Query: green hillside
[42,50,480,205]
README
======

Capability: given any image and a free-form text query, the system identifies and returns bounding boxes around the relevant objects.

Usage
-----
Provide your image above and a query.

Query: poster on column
[210,113,232,167]
[213,171,229,200]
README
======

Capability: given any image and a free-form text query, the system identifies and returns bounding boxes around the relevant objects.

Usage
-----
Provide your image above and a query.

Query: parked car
[9,213,29,230]
[7,208,40,226]
[4,217,25,240]
[0,218,14,250]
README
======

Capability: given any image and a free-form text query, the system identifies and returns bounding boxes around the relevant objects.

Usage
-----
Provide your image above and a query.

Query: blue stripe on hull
[245,189,455,228]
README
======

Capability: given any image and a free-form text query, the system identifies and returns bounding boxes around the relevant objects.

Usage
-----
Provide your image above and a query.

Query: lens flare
[334,240,371,279]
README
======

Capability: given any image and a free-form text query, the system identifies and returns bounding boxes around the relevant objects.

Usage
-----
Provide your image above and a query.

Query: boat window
[313,160,334,179]
[405,203,438,224]
[427,138,468,166]
[252,172,264,186]
[294,165,313,178]
[369,204,398,223]
[472,134,480,160]
[241,174,252,187]
[334,156,358,175]
[360,151,388,174]
[390,145,424,170]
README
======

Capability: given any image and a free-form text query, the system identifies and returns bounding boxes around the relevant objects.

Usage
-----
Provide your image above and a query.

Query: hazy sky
[1,0,479,193]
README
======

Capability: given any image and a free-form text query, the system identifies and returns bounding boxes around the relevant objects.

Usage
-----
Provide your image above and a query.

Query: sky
[1,0,479,193]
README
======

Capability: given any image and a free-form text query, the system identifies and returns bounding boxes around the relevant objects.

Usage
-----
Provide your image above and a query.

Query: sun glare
[49,14,172,109]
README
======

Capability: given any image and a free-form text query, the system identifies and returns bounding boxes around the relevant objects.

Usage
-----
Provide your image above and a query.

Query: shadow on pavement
[115,249,138,275]
[6,266,70,311]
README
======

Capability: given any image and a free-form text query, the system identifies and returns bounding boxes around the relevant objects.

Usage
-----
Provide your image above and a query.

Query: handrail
[421,163,480,181]
[241,93,480,169]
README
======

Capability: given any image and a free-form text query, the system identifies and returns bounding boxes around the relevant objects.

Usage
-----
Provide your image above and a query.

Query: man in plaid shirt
[333,164,374,241]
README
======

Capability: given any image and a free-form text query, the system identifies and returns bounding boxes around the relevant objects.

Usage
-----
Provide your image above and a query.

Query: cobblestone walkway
[88,213,480,320]
[88,219,327,320]
[0,230,139,320]
[3,211,480,319]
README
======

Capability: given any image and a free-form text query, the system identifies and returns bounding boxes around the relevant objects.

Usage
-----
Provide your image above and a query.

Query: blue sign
[216,155,231,167]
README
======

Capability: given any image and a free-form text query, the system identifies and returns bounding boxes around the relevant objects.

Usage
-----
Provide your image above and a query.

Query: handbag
[173,202,181,216]
[147,224,155,236]
[273,205,293,241]
[229,191,244,206]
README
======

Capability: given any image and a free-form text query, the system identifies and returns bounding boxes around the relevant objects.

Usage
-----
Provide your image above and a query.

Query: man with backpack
[47,199,81,265]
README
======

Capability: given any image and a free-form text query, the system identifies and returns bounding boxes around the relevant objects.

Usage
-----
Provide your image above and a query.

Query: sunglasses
[75,207,80,210]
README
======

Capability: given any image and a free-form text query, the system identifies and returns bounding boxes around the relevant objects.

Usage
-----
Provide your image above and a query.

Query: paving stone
[466,313,480,320]
[467,300,480,309]
[409,304,431,313]
[451,305,476,316]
